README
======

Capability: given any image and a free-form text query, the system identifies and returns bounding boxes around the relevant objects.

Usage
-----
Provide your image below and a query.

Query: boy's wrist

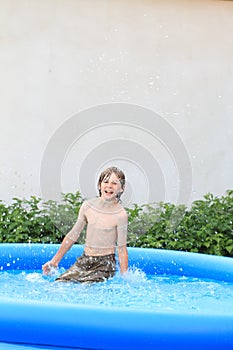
[51,257,59,267]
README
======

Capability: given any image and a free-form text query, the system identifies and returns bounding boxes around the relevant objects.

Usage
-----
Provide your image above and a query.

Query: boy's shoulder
[111,201,128,215]
[116,204,128,218]
[83,198,98,207]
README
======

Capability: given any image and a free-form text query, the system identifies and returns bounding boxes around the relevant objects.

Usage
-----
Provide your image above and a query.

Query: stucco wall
[0,0,233,207]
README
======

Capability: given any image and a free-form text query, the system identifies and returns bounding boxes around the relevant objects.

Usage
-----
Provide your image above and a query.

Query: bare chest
[85,209,118,230]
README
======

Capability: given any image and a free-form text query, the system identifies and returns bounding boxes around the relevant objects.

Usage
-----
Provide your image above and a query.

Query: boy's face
[99,172,124,201]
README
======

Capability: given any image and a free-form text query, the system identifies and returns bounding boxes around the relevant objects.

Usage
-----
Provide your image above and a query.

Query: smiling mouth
[105,190,114,194]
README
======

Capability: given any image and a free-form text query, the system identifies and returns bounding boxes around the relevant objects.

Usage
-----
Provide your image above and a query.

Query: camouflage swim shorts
[56,253,116,284]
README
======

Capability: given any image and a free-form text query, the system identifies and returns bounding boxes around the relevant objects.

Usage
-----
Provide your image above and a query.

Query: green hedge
[0,193,85,244]
[0,191,233,257]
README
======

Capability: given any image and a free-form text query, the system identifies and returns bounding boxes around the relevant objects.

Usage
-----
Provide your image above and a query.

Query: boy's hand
[42,261,58,275]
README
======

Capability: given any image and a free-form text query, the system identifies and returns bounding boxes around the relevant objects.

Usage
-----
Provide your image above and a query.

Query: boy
[42,166,128,283]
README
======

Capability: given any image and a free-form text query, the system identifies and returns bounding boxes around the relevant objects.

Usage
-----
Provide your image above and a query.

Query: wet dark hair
[98,166,125,200]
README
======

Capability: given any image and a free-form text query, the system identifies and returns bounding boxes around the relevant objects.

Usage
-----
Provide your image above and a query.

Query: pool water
[1,268,233,315]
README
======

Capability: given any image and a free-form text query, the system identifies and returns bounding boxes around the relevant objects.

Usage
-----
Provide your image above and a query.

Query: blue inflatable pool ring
[0,243,233,350]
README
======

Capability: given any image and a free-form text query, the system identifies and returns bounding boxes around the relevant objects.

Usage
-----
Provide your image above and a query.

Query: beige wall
[0,0,233,207]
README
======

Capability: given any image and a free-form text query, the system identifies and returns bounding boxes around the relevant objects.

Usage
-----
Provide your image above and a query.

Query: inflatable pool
[0,243,233,350]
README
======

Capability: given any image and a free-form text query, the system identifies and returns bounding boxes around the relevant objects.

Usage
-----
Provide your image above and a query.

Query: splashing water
[1,267,233,315]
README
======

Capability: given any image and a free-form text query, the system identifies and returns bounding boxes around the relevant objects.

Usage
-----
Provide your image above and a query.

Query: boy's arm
[42,235,75,274]
[42,203,87,275]
[118,245,128,274]
[117,210,128,274]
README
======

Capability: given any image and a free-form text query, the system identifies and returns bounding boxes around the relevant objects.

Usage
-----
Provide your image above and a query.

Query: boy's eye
[103,180,119,185]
